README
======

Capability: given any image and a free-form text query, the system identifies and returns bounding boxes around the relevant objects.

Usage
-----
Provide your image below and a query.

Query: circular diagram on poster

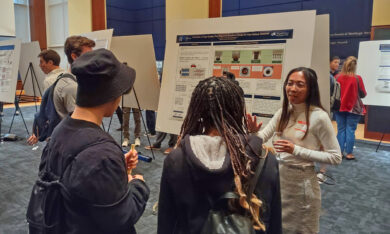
[240,66,250,77]
[263,66,274,77]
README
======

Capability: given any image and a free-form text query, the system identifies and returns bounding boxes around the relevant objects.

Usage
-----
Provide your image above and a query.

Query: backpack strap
[208,146,269,207]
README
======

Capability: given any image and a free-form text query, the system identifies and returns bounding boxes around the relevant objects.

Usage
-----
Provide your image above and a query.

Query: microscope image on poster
[376,64,390,93]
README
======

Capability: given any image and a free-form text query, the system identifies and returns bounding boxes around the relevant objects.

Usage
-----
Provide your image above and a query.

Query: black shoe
[116,127,122,131]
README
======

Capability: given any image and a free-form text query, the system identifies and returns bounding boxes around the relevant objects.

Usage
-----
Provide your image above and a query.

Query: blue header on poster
[179,43,212,47]
[213,40,287,46]
[0,45,15,50]
[253,95,281,100]
[379,44,390,51]
[177,29,293,43]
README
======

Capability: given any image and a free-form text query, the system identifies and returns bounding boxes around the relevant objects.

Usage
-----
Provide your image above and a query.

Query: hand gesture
[273,139,295,154]
[246,113,262,133]
[27,134,38,145]
[125,147,138,174]
[128,174,145,182]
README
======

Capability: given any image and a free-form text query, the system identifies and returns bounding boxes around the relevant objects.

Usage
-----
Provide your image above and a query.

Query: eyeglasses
[286,81,306,89]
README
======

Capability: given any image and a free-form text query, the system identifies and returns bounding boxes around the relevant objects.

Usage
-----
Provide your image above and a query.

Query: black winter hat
[71,48,136,107]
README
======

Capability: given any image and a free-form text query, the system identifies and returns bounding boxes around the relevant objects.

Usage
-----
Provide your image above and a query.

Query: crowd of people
[15,34,367,234]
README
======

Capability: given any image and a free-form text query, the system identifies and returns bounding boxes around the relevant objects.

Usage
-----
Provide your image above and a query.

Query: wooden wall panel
[29,0,47,49]
[209,0,221,18]
[92,0,106,31]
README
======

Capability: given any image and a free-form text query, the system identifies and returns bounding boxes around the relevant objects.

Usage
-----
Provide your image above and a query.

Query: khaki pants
[122,107,141,139]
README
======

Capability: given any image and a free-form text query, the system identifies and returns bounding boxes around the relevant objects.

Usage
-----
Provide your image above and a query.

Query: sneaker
[15,110,20,116]
[116,127,122,131]
[163,147,173,155]
[122,138,129,147]
[144,132,156,137]
[144,145,161,150]
[134,138,141,147]
[0,112,3,117]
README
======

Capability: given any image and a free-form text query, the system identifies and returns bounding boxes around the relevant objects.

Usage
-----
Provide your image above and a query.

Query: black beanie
[71,48,136,107]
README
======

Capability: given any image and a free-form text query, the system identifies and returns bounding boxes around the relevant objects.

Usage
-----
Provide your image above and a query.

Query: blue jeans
[334,112,361,154]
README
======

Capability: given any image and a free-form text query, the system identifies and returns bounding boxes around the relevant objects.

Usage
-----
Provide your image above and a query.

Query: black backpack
[33,73,74,142]
[330,75,341,112]
[26,139,117,233]
[201,147,268,234]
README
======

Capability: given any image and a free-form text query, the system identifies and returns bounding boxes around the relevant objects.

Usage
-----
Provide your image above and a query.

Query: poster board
[357,40,390,107]
[0,39,21,103]
[157,10,317,135]
[0,0,15,37]
[19,41,46,97]
[311,14,330,113]
[81,29,114,50]
[110,35,160,110]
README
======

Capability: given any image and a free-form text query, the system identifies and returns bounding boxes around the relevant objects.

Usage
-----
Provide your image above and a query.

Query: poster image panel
[0,39,21,103]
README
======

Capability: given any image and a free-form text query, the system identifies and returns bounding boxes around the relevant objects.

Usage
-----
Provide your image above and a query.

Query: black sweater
[157,135,282,234]
[37,117,150,234]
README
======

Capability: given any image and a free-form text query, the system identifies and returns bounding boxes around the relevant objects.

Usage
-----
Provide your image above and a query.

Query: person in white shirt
[248,67,342,234]
[38,49,66,91]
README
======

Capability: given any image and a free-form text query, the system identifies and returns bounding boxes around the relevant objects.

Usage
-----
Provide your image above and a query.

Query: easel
[107,88,155,161]
[376,133,386,152]
[8,63,43,135]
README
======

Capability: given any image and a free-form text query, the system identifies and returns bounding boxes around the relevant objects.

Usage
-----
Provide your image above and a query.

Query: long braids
[177,77,265,231]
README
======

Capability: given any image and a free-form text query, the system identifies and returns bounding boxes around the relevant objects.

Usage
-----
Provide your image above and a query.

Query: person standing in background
[335,56,367,160]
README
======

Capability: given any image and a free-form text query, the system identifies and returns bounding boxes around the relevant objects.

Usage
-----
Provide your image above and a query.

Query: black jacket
[38,117,149,234]
[157,135,282,234]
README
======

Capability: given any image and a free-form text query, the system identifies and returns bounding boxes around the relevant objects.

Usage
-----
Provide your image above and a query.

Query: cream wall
[68,0,92,35]
[372,0,390,26]
[166,0,209,20]
[0,0,15,36]
[166,0,209,34]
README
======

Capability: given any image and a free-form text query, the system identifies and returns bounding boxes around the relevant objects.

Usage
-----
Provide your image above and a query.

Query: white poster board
[110,35,160,110]
[81,29,114,50]
[0,39,21,103]
[157,10,317,135]
[311,14,330,113]
[357,40,390,107]
[19,41,46,97]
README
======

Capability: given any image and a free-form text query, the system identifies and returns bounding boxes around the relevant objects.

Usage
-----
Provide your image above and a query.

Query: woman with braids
[157,76,281,234]
[248,67,342,233]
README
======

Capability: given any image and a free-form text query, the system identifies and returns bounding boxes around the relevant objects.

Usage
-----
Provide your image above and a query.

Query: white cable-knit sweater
[258,103,342,167]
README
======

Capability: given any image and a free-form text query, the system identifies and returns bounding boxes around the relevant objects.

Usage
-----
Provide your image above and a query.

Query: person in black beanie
[30,48,149,234]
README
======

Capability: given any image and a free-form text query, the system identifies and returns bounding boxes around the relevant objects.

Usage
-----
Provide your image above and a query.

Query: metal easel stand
[375,133,386,152]
[8,63,42,136]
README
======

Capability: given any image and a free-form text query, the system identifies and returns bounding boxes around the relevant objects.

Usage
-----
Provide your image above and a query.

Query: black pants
[153,133,178,148]
[146,110,156,135]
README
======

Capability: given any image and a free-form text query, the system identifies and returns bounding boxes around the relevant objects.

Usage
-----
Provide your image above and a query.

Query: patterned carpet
[0,106,389,234]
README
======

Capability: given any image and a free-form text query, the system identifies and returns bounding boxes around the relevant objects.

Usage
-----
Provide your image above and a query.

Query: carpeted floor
[0,106,389,234]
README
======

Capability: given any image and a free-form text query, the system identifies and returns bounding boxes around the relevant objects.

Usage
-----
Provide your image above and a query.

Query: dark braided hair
[177,76,265,231]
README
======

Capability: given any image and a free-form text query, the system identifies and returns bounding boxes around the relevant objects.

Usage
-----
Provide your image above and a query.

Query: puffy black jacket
[157,135,282,234]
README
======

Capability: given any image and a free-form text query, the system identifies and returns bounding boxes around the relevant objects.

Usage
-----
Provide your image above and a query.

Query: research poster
[357,40,390,107]
[171,31,289,126]
[0,39,21,103]
[157,11,317,134]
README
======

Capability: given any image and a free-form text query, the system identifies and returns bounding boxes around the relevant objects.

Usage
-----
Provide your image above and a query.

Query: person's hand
[246,113,262,133]
[125,149,138,173]
[128,174,144,182]
[273,139,295,154]
[27,134,38,145]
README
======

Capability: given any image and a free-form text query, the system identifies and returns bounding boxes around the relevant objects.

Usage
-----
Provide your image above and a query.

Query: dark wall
[106,0,166,60]
[222,0,373,59]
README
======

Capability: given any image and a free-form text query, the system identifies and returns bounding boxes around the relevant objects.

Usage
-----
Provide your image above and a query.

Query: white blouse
[258,103,342,167]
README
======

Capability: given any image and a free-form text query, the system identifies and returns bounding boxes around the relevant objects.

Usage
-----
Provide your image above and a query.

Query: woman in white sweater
[248,67,342,234]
